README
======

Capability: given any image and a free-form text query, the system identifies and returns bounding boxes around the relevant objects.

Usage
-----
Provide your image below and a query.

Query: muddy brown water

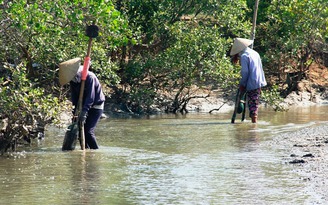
[1,105,328,204]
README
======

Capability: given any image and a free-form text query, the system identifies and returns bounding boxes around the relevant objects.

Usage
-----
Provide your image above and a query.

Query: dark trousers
[83,108,103,149]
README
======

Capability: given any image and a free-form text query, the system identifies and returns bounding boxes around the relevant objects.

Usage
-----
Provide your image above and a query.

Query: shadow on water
[1,105,328,204]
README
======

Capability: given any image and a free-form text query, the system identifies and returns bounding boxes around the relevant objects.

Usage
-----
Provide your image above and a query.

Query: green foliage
[0,63,61,153]
[0,0,130,83]
[257,0,328,95]
[122,20,243,113]
[89,44,121,87]
[261,85,287,112]
[115,0,250,113]
[116,0,251,46]
[0,0,326,139]
[0,0,133,152]
[156,22,238,90]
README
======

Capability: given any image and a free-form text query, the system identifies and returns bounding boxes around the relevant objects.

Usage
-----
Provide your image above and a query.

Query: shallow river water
[1,105,328,205]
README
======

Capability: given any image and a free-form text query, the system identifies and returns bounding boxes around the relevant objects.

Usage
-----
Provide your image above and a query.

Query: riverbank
[185,88,328,114]
[104,61,328,116]
[266,123,328,203]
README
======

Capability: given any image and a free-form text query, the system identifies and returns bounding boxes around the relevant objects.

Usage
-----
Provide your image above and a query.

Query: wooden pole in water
[250,0,259,48]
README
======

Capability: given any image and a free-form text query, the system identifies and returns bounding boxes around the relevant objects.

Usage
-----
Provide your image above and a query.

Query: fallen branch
[209,101,228,113]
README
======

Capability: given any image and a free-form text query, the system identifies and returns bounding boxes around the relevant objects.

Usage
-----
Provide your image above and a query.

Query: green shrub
[0,64,61,153]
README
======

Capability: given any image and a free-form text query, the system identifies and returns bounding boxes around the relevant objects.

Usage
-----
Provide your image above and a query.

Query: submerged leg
[84,108,103,149]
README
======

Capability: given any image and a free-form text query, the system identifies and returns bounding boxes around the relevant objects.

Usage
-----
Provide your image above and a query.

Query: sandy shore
[268,123,328,202]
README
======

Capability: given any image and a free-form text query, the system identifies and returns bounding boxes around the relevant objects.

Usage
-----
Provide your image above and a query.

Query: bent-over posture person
[59,58,105,149]
[230,38,267,123]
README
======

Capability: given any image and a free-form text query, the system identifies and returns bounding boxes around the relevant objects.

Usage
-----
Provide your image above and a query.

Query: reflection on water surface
[1,105,328,204]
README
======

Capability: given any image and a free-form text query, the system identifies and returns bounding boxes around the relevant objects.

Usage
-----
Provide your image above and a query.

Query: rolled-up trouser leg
[84,108,103,149]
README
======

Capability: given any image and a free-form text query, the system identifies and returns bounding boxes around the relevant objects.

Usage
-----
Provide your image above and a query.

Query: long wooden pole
[250,0,260,48]
[78,38,93,150]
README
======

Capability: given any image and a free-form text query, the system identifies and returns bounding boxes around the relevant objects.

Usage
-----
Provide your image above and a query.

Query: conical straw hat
[58,58,81,86]
[230,38,253,56]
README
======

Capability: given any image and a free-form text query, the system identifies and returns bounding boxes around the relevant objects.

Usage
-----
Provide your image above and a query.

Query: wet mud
[268,123,328,202]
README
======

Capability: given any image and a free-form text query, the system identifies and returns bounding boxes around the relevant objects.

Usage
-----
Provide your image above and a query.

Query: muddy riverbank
[267,123,328,203]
